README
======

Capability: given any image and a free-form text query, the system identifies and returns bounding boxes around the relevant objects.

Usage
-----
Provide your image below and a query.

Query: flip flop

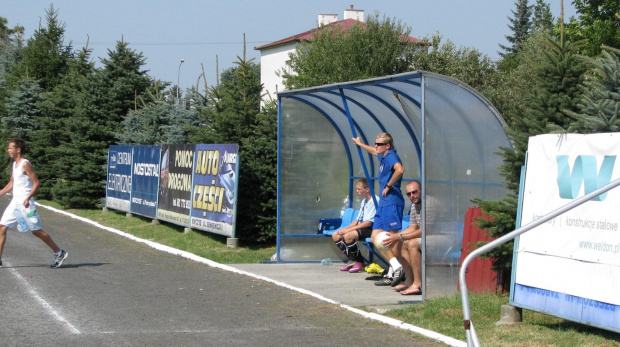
[392,285,407,292]
[401,288,422,295]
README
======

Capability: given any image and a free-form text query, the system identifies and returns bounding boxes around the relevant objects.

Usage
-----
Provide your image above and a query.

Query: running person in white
[0,138,67,268]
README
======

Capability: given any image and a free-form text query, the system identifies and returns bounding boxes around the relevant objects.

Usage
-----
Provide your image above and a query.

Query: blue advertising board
[156,144,194,226]
[130,145,160,218]
[106,145,133,212]
[190,144,239,237]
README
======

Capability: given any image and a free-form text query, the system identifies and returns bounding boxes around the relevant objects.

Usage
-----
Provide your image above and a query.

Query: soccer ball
[373,231,392,252]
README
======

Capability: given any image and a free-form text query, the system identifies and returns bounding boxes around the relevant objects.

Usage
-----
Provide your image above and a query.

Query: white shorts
[0,198,43,231]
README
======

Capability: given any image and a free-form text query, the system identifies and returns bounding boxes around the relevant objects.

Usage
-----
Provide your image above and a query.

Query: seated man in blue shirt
[332,178,378,273]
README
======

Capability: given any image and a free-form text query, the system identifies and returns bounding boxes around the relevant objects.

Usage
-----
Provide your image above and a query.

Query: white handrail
[459,178,620,346]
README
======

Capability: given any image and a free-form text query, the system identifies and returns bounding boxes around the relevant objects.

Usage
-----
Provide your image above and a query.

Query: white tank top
[12,159,34,199]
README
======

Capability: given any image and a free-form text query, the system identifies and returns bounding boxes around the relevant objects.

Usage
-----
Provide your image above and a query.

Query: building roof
[254,19,423,51]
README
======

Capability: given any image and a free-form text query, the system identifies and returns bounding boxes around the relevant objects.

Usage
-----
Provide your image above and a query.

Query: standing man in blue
[352,132,406,287]
[0,137,68,269]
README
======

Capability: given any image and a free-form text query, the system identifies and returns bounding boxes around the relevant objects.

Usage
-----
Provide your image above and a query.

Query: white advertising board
[513,133,620,332]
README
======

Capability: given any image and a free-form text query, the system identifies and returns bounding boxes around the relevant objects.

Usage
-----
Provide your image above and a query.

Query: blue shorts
[373,204,403,232]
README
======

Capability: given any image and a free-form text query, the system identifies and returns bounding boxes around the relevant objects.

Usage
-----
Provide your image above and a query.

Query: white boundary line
[6,262,81,334]
[37,203,466,347]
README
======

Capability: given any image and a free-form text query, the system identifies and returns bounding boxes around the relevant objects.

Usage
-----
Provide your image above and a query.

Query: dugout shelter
[276,71,512,299]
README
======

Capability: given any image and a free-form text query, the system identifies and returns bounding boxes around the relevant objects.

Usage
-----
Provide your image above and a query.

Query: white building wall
[318,13,338,26]
[260,43,296,104]
[344,8,364,21]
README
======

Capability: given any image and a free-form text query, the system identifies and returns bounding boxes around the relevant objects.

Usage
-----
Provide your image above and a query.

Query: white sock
[389,257,401,271]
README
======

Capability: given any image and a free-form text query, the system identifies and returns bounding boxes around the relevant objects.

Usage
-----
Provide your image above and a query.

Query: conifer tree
[51,40,151,208]
[499,0,533,59]
[31,46,96,198]
[474,36,587,289]
[2,79,44,141]
[531,0,554,33]
[7,5,73,92]
[0,16,23,87]
[190,52,277,242]
[563,47,620,132]
[118,102,201,145]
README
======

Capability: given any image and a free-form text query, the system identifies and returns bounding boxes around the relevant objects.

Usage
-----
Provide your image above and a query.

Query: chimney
[344,5,364,22]
[318,13,338,26]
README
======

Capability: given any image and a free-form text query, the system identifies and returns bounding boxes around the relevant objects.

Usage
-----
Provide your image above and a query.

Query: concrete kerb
[36,202,467,347]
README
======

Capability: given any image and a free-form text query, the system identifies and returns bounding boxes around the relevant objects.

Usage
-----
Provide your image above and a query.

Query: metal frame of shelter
[276,71,512,300]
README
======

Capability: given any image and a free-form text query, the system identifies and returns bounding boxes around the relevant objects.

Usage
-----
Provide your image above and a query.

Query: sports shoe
[0,259,2,268]
[348,262,364,273]
[364,263,384,274]
[391,266,406,287]
[374,276,393,286]
[340,260,355,271]
[51,250,68,268]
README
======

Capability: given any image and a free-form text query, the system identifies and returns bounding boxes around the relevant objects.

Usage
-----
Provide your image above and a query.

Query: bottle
[321,258,332,266]
[14,207,29,233]
[339,195,350,218]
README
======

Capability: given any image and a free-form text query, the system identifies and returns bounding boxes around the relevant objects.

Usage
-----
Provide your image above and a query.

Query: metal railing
[459,178,620,347]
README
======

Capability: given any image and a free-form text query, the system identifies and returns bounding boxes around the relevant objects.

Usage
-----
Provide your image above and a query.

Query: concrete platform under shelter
[232,262,422,312]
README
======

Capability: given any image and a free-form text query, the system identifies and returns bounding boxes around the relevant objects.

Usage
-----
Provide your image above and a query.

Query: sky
[2,0,578,93]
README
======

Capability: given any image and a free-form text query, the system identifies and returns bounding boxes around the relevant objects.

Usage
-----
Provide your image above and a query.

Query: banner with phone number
[190,144,238,236]
[105,144,238,238]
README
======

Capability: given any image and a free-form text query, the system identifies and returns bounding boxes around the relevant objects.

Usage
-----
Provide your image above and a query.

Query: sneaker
[348,262,364,273]
[0,259,2,268]
[51,250,68,268]
[374,277,393,286]
[364,263,384,274]
[340,260,355,271]
[391,266,406,287]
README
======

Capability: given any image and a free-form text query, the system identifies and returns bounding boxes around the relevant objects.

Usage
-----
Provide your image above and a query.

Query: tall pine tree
[531,0,554,33]
[474,35,587,289]
[51,40,151,208]
[563,47,620,132]
[118,102,201,145]
[499,0,533,59]
[191,51,277,243]
[2,79,44,141]
[7,5,73,92]
[31,46,96,198]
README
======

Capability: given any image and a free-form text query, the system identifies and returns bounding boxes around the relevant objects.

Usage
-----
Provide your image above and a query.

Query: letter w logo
[556,155,616,201]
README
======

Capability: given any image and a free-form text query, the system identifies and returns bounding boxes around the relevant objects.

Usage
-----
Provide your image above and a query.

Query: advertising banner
[190,144,239,237]
[513,133,620,332]
[156,144,195,226]
[106,145,133,212]
[130,145,160,218]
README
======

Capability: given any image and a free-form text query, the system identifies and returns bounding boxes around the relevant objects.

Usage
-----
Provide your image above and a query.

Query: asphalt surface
[0,199,455,347]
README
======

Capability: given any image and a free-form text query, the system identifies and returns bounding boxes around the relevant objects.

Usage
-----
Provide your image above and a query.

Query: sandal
[401,287,422,295]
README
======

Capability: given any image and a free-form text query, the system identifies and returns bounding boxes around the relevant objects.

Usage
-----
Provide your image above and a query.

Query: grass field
[45,201,620,347]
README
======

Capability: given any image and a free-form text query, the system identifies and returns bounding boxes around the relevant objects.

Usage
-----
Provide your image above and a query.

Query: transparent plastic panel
[343,88,421,180]
[278,236,373,262]
[280,99,351,235]
[422,76,511,296]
